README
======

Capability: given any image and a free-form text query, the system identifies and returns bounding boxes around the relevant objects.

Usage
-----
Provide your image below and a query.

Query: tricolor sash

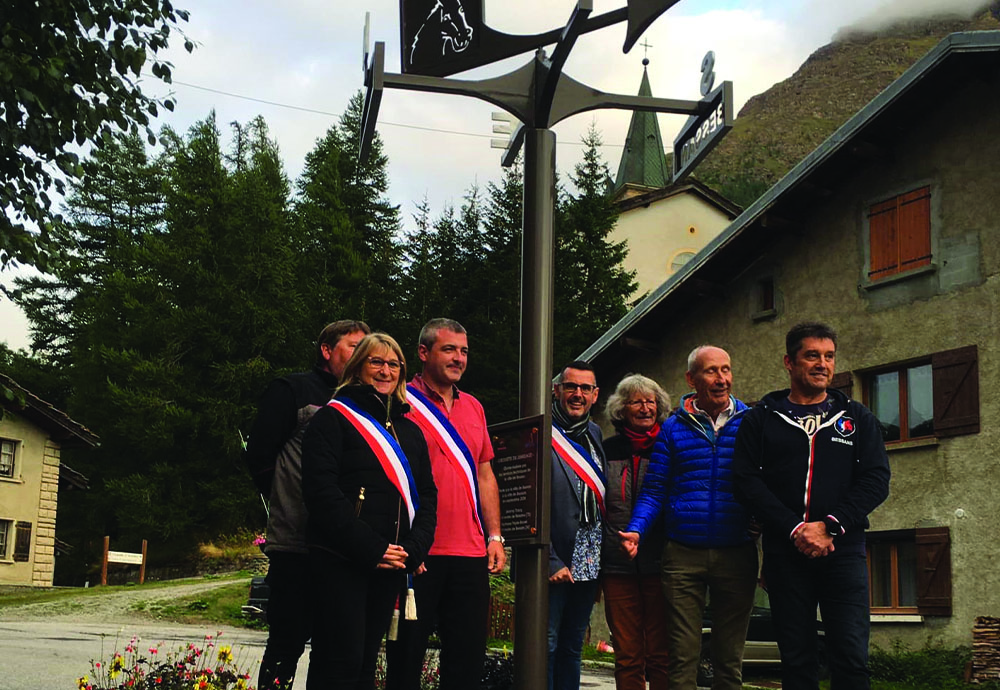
[552,425,607,516]
[405,384,485,538]
[328,397,419,526]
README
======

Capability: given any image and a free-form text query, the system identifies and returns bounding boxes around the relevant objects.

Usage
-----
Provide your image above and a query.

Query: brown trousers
[603,573,671,690]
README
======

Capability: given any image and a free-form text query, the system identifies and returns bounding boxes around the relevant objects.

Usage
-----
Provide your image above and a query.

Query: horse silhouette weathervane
[361,0,733,180]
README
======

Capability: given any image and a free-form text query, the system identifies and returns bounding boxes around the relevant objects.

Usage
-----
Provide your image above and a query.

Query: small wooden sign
[107,550,144,565]
[101,536,147,585]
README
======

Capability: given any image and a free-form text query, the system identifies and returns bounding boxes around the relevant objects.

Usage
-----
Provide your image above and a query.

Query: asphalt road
[0,619,621,689]
[0,619,276,689]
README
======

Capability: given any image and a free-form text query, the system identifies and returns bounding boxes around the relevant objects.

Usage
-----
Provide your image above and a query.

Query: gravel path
[0,575,248,624]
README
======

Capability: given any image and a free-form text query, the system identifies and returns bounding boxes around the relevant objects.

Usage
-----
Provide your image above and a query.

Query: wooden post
[139,539,148,584]
[101,535,109,586]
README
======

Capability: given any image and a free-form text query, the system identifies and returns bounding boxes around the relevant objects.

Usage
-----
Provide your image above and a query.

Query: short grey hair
[418,318,467,350]
[687,345,720,374]
[606,374,671,429]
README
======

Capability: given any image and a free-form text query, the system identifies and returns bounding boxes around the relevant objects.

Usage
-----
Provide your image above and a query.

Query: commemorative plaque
[489,415,544,546]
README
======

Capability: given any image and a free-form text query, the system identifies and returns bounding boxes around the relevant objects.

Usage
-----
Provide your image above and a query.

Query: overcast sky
[0,0,989,351]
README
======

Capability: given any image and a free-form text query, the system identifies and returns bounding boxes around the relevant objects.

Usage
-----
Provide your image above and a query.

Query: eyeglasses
[625,399,657,409]
[366,357,401,372]
[560,382,595,394]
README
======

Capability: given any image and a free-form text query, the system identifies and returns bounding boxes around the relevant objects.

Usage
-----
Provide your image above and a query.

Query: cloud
[6,0,961,348]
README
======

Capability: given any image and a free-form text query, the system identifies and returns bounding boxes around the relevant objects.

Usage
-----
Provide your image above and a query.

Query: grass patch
[0,573,261,630]
[0,576,220,609]
[129,580,266,630]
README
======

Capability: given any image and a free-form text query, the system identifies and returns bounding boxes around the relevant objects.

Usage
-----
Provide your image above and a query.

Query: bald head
[685,345,733,418]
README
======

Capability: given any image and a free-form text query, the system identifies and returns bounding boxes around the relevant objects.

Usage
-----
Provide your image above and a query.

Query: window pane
[871,372,901,442]
[670,251,695,273]
[897,541,917,607]
[908,364,933,438]
[0,440,14,478]
[0,521,9,559]
[869,543,893,607]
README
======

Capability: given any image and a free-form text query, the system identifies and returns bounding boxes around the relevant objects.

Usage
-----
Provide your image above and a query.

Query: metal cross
[640,38,653,59]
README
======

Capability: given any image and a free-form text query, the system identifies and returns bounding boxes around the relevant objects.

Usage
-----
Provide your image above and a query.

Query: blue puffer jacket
[627,393,753,548]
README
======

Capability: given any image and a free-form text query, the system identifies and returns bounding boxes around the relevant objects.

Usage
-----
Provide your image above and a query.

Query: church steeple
[613,58,670,195]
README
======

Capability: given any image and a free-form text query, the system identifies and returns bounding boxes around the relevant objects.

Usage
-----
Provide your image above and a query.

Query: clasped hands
[793,521,835,559]
[377,544,427,574]
[618,531,640,560]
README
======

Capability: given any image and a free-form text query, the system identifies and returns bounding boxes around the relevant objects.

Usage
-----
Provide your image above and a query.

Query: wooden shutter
[831,372,853,399]
[915,526,952,616]
[932,345,979,437]
[13,521,32,562]
[897,187,931,272]
[869,199,898,279]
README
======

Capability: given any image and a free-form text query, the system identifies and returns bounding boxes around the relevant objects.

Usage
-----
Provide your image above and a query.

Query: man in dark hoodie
[733,322,890,690]
[244,319,370,690]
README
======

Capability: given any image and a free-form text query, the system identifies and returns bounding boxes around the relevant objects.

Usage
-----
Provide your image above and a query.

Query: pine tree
[554,126,636,367]
[467,164,524,422]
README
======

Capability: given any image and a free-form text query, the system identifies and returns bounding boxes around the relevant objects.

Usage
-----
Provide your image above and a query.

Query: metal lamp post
[359,3,734,687]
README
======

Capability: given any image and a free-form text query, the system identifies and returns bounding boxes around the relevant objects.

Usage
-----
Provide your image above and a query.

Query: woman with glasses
[601,374,671,690]
[302,333,437,690]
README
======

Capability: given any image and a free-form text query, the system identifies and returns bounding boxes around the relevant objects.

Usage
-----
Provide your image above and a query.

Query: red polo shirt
[407,374,494,557]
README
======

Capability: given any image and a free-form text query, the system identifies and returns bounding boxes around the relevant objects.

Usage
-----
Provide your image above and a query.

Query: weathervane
[357,4,734,688]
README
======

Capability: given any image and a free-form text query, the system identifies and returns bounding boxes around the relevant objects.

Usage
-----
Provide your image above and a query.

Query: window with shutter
[868,186,931,281]
[868,527,952,616]
[863,345,978,443]
[13,521,32,562]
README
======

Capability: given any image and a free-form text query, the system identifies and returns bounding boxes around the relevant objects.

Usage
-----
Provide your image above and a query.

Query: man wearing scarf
[620,346,759,690]
[549,360,607,690]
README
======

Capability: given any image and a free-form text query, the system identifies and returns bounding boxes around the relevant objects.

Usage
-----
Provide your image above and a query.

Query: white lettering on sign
[680,103,726,166]
[107,550,144,565]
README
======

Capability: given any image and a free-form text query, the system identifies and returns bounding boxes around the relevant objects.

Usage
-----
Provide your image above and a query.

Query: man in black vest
[245,319,370,689]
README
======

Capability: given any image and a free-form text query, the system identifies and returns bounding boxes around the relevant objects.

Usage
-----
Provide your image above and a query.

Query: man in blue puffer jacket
[620,345,759,690]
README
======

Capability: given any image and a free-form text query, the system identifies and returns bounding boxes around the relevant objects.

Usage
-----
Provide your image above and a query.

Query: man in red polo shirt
[386,318,506,690]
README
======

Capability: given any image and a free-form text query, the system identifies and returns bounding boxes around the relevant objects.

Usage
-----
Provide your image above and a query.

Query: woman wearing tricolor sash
[302,333,437,690]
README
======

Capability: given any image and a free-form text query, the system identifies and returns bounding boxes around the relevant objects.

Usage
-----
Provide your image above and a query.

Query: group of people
[245,318,504,690]
[245,317,891,690]
[552,322,890,690]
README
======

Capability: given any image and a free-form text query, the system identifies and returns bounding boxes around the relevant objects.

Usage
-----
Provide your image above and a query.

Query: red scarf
[621,426,659,505]
[623,425,658,453]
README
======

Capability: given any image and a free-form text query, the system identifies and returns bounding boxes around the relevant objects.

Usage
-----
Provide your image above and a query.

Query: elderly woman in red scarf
[601,374,672,690]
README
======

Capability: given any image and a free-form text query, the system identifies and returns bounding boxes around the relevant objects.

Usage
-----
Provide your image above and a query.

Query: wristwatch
[487,535,506,546]
[823,516,843,537]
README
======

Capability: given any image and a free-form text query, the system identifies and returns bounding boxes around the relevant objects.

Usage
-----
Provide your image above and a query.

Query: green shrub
[868,642,993,690]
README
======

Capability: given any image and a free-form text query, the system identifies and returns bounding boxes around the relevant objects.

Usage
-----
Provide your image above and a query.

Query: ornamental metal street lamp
[358,3,733,687]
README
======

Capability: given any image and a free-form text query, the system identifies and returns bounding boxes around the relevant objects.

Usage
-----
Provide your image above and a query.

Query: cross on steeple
[639,39,653,63]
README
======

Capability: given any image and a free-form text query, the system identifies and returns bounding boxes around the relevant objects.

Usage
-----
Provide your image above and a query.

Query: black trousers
[307,549,403,690]
[764,546,871,690]
[385,555,490,690]
[258,552,311,690]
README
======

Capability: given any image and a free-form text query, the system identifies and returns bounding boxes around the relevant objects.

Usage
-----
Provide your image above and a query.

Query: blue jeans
[764,546,871,690]
[548,579,599,690]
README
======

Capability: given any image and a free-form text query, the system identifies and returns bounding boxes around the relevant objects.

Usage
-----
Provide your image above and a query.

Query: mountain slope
[694,3,1000,207]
